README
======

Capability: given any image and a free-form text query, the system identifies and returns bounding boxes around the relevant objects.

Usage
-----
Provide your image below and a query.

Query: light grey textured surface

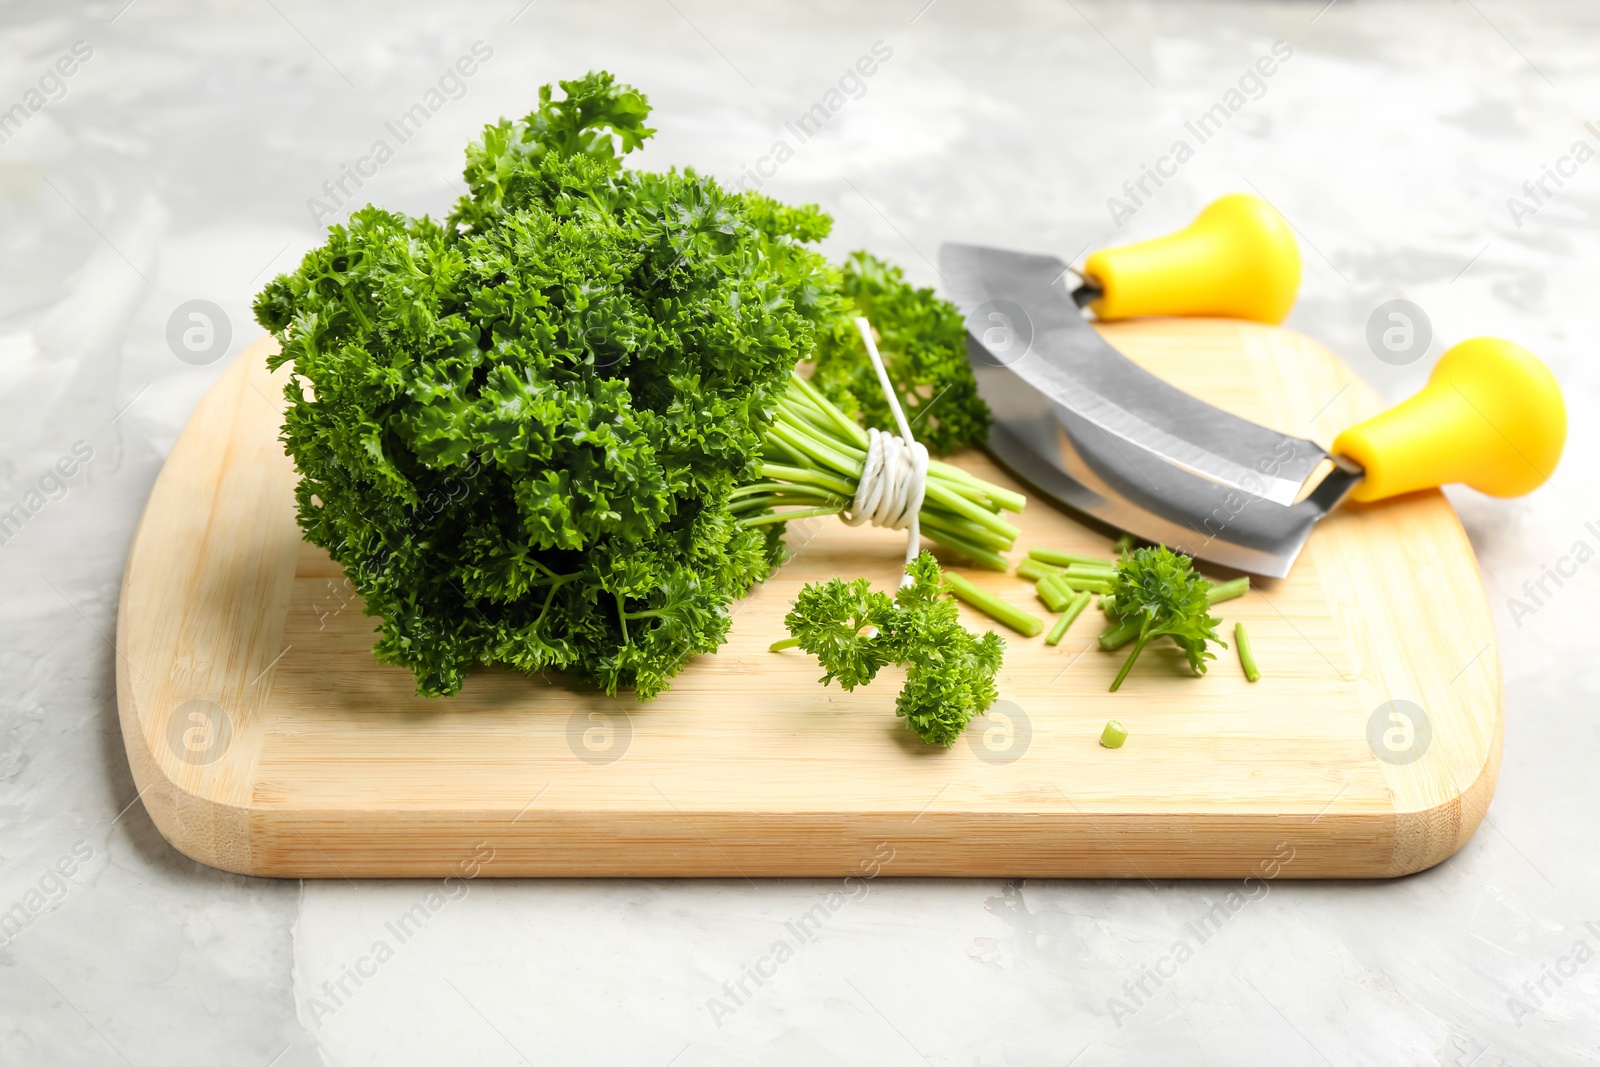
[1,1,1597,1063]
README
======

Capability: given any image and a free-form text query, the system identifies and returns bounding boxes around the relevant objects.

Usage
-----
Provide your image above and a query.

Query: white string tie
[839,317,928,583]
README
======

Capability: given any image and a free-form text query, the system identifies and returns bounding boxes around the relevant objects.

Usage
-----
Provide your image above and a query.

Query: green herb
[1234,622,1261,682]
[1101,545,1225,692]
[779,552,1005,745]
[1099,719,1129,748]
[1113,532,1136,556]
[1029,547,1111,568]
[259,72,840,699]
[806,252,989,455]
[1045,591,1091,646]
[256,71,1026,702]
[1102,570,1249,623]
[944,570,1044,637]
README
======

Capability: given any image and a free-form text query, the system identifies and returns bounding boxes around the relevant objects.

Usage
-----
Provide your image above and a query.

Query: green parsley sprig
[1099,545,1225,692]
[774,552,1004,746]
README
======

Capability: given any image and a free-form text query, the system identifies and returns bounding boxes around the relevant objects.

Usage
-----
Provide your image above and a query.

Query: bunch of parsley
[778,552,1005,746]
[255,72,840,699]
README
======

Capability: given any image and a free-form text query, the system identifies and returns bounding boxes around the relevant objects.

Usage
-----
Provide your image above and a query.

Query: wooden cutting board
[115,320,1500,879]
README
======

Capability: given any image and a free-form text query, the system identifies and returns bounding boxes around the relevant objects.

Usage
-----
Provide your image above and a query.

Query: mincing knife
[939,195,1566,578]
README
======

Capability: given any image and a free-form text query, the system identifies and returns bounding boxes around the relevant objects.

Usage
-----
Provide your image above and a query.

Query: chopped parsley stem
[1029,547,1113,568]
[943,572,1043,636]
[1207,577,1250,604]
[769,635,802,652]
[1046,591,1092,646]
[1016,558,1064,582]
[1235,622,1260,682]
[1099,719,1129,748]
[1063,562,1116,577]
[1060,575,1113,595]
[1036,574,1075,613]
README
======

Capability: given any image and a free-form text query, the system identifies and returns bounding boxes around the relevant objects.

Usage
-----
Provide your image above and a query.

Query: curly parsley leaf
[781,552,1005,746]
[1104,545,1225,692]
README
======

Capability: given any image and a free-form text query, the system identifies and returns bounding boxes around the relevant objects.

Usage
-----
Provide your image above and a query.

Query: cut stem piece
[1207,576,1250,605]
[1235,622,1260,682]
[1029,547,1113,569]
[944,571,1043,637]
[1017,558,1064,583]
[1037,574,1076,613]
[1046,591,1091,646]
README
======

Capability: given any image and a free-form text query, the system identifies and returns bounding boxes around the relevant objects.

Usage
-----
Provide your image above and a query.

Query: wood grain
[115,320,1501,878]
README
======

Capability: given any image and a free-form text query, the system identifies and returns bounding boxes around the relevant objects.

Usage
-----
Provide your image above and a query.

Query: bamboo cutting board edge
[115,323,1502,879]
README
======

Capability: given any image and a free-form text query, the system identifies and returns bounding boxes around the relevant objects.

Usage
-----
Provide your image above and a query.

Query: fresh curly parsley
[255,72,839,700]
[1100,545,1225,692]
[775,552,1005,746]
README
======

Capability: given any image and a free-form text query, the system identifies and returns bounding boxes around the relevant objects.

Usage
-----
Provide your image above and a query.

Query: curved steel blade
[939,242,1361,577]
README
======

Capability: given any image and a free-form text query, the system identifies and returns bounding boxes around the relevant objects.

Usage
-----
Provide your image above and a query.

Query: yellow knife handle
[1333,338,1566,503]
[1083,194,1302,324]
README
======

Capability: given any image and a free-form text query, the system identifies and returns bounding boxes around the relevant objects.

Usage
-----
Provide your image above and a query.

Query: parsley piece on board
[778,552,1005,746]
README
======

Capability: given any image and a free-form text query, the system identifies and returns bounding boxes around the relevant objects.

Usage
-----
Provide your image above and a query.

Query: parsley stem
[1099,719,1129,748]
[769,635,802,652]
[922,529,1008,571]
[787,371,870,449]
[739,506,844,526]
[1235,622,1260,682]
[1207,576,1250,605]
[1016,558,1064,582]
[1098,617,1141,651]
[1060,575,1113,595]
[943,571,1043,636]
[928,460,1026,512]
[754,377,1024,566]
[1029,548,1113,568]
[1109,628,1151,691]
[1036,574,1075,613]
[1045,591,1091,646]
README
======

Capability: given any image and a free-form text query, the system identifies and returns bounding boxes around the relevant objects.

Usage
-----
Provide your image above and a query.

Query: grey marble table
[2,0,1596,1063]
